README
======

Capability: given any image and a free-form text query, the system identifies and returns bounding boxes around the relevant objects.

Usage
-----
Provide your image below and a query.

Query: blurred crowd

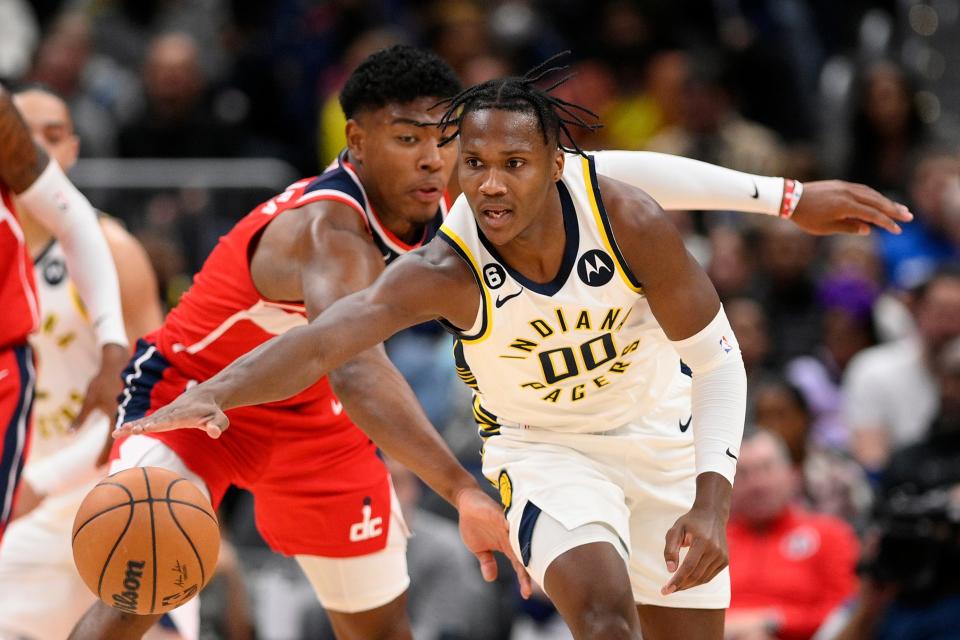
[4,0,960,639]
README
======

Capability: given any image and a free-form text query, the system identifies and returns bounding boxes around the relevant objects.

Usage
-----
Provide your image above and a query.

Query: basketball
[71,467,220,615]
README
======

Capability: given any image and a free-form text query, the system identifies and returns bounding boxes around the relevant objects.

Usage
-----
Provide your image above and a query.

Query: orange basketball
[72,466,220,615]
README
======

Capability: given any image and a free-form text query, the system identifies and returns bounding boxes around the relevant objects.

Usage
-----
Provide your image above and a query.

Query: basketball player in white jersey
[0,87,194,640]
[115,60,863,638]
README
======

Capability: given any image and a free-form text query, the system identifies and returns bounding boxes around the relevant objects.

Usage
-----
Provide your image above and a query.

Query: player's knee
[575,607,639,640]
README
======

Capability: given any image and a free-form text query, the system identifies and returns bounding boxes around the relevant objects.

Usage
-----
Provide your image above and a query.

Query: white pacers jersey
[438,155,688,434]
[28,239,102,461]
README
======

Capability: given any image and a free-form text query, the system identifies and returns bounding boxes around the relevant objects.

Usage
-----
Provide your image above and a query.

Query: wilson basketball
[71,467,220,615]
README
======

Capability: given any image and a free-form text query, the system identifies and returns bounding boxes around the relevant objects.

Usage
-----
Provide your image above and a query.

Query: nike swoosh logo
[495,288,523,308]
[726,447,738,460]
[750,182,759,199]
[679,416,692,433]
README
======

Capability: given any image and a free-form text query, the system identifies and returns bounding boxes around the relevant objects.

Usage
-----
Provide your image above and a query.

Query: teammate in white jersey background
[0,86,190,640]
[116,60,761,640]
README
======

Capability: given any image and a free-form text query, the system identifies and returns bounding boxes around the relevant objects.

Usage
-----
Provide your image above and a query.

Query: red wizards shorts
[0,343,34,541]
[114,340,391,558]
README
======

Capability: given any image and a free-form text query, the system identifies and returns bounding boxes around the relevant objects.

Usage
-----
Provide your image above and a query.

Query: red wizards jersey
[150,152,450,406]
[0,187,39,350]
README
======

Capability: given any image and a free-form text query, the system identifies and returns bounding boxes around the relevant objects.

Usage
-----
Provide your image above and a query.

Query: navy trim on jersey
[437,229,489,341]
[116,340,172,425]
[680,360,692,377]
[0,344,35,525]
[586,156,644,290]
[476,180,580,297]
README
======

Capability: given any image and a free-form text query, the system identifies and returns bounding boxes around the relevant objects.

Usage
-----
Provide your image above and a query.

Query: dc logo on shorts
[483,263,507,289]
[43,257,67,286]
[349,496,384,542]
[577,250,614,287]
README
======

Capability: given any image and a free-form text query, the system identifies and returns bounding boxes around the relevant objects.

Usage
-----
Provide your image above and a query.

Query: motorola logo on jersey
[577,250,614,287]
[43,257,67,286]
[483,263,507,289]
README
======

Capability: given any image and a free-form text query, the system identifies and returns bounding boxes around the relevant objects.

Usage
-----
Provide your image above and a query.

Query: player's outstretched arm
[2,85,129,427]
[591,150,912,235]
[599,175,747,596]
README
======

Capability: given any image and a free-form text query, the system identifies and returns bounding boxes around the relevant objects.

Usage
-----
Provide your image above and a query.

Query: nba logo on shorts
[719,336,733,353]
[349,496,383,542]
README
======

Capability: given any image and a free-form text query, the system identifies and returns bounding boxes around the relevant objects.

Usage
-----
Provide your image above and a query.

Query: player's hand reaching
[455,486,532,600]
[71,343,129,432]
[661,502,729,596]
[790,180,912,236]
[114,386,229,440]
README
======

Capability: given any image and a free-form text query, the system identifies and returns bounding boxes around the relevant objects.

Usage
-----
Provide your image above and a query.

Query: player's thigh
[635,604,724,640]
[110,435,211,503]
[295,502,410,615]
[538,518,641,638]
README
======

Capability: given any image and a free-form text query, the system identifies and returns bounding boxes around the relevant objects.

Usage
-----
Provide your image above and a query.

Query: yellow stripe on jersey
[580,156,644,293]
[437,226,493,343]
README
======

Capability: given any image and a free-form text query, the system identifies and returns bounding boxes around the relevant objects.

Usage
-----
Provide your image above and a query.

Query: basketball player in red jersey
[0,84,128,544]
[81,46,910,640]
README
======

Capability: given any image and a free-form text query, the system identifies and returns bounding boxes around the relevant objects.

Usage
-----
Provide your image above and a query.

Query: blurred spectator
[753,221,822,364]
[118,31,239,158]
[646,53,788,177]
[753,378,812,466]
[843,265,960,475]
[603,49,688,150]
[876,149,960,289]
[726,430,859,640]
[726,297,775,392]
[316,28,407,168]
[708,226,757,301]
[28,11,140,156]
[0,0,39,80]
[786,274,880,452]
[845,61,932,197]
[423,0,491,81]
[829,337,960,640]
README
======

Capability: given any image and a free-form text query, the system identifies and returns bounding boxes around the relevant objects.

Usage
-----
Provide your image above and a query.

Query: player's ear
[552,148,564,182]
[345,119,365,163]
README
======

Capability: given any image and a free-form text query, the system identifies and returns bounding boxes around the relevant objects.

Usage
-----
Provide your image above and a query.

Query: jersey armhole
[583,155,644,293]
[436,228,490,342]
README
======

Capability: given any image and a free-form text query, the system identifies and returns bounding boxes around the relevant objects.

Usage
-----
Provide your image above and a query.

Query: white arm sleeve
[23,416,108,496]
[15,161,127,348]
[670,307,747,484]
[592,150,785,215]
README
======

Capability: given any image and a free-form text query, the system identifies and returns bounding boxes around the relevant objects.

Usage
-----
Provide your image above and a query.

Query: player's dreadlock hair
[436,52,601,156]
[339,45,462,119]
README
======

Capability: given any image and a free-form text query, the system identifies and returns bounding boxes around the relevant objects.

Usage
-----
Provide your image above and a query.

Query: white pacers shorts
[113,435,410,615]
[481,377,730,610]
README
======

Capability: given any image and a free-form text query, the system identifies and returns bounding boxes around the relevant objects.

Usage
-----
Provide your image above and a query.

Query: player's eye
[396,135,417,144]
[507,158,525,168]
[465,157,482,168]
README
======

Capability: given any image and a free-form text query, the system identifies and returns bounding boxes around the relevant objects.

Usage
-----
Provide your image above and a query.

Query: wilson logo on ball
[111,559,146,613]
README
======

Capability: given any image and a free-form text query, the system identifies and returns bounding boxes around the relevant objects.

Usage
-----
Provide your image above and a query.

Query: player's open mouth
[482,208,512,227]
